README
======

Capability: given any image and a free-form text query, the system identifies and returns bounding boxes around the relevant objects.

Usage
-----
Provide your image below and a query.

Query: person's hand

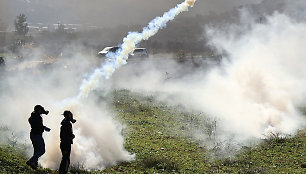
[44,127,51,132]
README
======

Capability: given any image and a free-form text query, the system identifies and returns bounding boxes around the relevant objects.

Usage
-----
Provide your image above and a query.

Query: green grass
[0,145,52,174]
[1,90,305,173]
[100,90,306,173]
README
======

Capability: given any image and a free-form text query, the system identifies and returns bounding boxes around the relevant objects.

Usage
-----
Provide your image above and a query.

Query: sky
[1,0,262,28]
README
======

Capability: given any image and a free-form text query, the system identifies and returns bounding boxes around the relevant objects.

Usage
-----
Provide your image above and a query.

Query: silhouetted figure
[59,110,76,174]
[26,105,50,170]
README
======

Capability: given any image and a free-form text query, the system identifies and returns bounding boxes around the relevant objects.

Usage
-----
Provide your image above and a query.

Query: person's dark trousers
[28,132,45,166]
[59,142,71,174]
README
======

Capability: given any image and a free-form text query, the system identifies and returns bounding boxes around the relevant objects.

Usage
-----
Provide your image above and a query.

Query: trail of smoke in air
[78,0,196,99]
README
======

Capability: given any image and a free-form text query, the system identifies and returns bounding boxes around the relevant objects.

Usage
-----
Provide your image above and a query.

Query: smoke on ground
[0,46,134,169]
[107,4,306,155]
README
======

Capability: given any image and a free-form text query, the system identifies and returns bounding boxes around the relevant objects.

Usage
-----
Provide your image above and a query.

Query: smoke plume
[0,47,135,169]
[79,0,197,98]
[108,6,306,152]
[204,11,306,138]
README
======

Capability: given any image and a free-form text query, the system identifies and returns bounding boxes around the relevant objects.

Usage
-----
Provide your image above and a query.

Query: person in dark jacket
[59,110,76,174]
[26,105,50,170]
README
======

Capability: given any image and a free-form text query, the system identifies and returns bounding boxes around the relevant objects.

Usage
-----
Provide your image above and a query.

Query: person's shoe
[26,160,38,170]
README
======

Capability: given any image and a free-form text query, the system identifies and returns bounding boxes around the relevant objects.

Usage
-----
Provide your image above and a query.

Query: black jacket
[28,111,45,135]
[60,118,75,144]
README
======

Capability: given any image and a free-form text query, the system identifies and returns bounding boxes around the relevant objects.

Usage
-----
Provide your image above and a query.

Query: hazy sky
[1,0,262,27]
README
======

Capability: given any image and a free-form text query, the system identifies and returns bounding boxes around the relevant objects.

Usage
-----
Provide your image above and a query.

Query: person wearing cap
[26,105,50,170]
[59,110,76,174]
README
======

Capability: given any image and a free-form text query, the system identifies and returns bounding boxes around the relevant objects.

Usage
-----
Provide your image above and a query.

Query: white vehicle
[130,48,148,58]
[98,46,148,58]
[98,46,120,57]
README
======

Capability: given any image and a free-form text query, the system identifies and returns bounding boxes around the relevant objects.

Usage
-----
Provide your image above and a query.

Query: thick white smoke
[41,97,134,169]
[0,48,135,169]
[108,10,306,149]
[204,12,306,138]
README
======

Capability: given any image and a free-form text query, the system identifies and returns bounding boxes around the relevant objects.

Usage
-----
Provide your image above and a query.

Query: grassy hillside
[0,90,305,173]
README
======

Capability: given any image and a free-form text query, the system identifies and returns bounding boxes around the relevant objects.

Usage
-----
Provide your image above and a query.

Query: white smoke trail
[79,0,196,99]
[43,0,197,169]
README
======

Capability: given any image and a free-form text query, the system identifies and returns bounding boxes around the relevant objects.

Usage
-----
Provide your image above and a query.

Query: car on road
[98,46,120,57]
[98,46,148,59]
[130,48,148,58]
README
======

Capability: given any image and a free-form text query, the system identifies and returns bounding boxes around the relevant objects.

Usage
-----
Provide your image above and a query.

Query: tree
[11,14,30,53]
[14,14,29,36]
